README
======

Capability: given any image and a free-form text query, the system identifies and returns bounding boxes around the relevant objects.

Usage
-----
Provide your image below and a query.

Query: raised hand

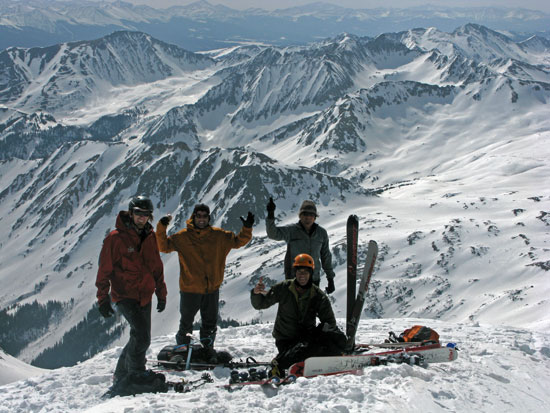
[159,214,172,226]
[254,276,267,295]
[266,197,276,218]
[240,211,255,228]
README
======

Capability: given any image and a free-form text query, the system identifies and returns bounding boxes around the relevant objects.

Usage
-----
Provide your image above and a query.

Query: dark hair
[193,204,210,215]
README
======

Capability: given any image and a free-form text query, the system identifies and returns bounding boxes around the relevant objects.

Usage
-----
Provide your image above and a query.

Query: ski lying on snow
[151,358,271,371]
[222,375,297,391]
[288,361,362,378]
[301,343,458,377]
[167,373,214,393]
[354,341,438,349]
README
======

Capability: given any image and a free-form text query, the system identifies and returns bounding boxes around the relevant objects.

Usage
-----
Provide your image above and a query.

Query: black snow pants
[175,290,219,347]
[274,323,347,370]
[114,299,152,381]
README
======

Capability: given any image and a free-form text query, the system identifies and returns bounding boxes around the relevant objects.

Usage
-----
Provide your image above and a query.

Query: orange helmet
[293,253,315,270]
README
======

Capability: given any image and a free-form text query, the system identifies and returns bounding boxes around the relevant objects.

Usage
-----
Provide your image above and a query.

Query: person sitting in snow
[250,253,346,375]
[95,195,167,395]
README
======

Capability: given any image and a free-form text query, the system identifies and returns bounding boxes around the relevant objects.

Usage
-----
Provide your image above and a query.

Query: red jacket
[96,211,167,306]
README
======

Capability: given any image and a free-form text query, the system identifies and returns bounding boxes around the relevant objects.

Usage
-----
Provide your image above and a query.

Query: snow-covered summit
[0,31,214,114]
[1,319,549,412]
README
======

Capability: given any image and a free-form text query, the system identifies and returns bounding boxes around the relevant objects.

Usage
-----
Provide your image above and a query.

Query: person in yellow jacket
[156,204,254,355]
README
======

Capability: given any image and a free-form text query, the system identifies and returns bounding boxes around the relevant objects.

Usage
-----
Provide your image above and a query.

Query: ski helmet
[293,253,315,270]
[128,196,153,213]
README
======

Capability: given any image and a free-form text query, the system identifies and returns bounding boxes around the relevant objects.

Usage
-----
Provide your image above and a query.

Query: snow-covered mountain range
[1,1,550,51]
[0,22,549,371]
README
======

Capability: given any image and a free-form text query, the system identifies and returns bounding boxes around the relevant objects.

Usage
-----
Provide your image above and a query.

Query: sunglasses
[133,209,151,217]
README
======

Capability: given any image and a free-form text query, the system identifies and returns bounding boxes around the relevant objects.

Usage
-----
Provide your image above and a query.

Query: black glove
[325,278,335,294]
[159,215,171,226]
[157,300,166,313]
[266,197,276,219]
[98,299,115,318]
[240,211,255,228]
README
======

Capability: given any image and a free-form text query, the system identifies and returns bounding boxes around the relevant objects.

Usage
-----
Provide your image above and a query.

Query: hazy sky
[120,0,550,13]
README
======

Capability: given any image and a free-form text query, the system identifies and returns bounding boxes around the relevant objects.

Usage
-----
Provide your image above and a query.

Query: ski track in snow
[1,319,549,413]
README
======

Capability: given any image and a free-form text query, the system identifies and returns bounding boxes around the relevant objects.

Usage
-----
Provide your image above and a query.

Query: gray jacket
[266,217,335,283]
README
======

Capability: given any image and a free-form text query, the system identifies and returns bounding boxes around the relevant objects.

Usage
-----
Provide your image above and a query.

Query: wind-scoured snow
[1,319,549,412]
[0,348,45,386]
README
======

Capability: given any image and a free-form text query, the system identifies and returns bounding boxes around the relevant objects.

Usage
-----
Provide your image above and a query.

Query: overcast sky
[120,0,550,13]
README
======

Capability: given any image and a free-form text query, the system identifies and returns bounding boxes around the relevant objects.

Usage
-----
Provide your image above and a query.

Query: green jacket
[250,279,336,341]
[266,218,335,283]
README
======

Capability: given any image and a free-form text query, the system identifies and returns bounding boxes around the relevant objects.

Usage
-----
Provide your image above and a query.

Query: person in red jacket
[96,195,167,388]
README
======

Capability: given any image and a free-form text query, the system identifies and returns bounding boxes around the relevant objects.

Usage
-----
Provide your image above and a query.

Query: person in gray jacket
[265,198,336,294]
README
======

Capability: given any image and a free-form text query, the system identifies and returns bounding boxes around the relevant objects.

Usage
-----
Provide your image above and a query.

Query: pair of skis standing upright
[345,214,375,352]
[287,215,379,379]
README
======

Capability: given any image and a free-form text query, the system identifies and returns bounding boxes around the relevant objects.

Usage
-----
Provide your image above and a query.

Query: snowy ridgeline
[1,318,549,413]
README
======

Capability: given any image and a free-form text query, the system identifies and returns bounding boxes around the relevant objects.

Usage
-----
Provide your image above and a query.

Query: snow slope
[0,349,46,386]
[0,319,549,412]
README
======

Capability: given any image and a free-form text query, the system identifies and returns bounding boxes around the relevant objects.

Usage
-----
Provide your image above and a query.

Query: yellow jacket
[156,216,252,294]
